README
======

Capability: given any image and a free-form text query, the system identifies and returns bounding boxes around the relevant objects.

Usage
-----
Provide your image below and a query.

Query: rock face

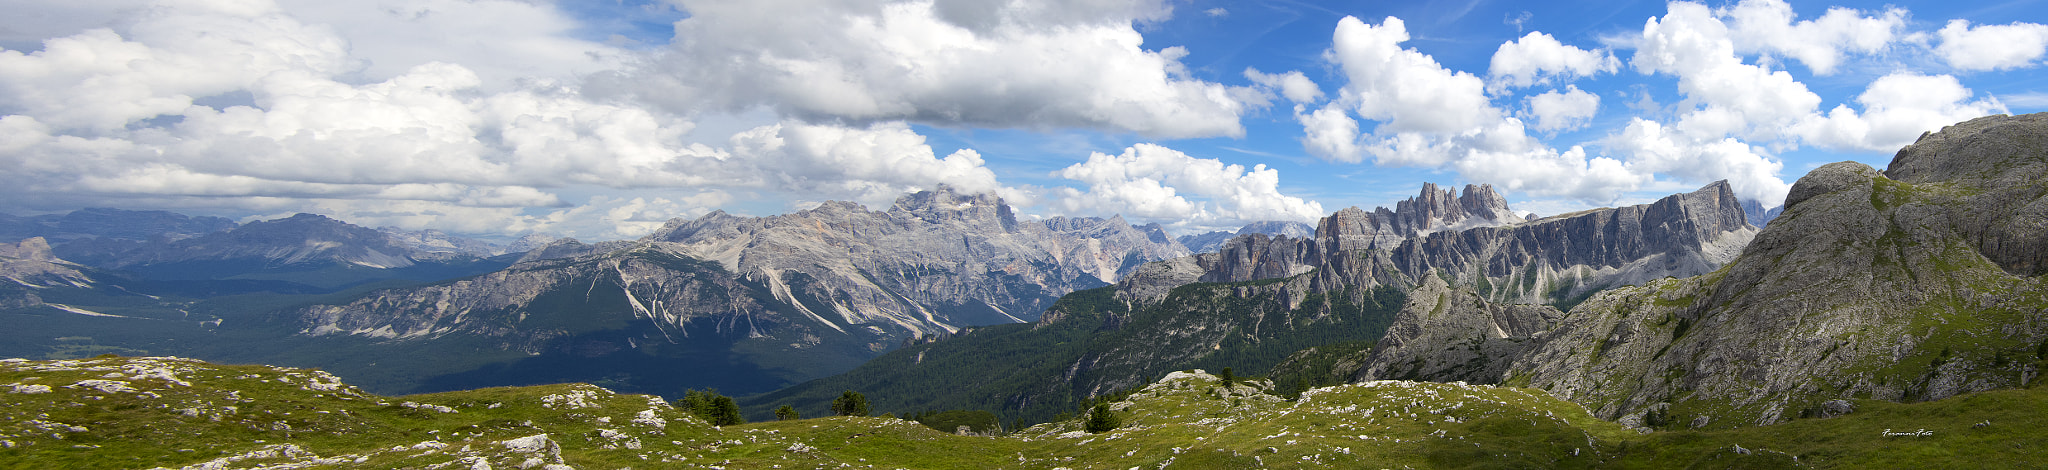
[1116,180,1757,310]
[0,237,96,308]
[1353,273,1562,384]
[378,227,519,258]
[645,187,1188,329]
[1376,113,2048,429]
[284,187,1190,394]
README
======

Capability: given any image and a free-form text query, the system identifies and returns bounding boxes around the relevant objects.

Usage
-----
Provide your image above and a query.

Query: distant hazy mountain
[264,186,1191,396]
[0,208,237,244]
[1739,198,1783,227]
[1174,220,1316,254]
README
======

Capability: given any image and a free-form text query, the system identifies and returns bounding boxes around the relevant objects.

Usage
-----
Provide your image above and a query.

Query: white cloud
[1719,0,1905,75]
[1451,144,1642,203]
[1244,68,1323,104]
[1935,19,2048,71]
[596,0,1254,138]
[1308,16,1642,203]
[1794,72,2005,151]
[1623,2,2002,154]
[1488,31,1618,90]
[1204,8,1227,18]
[1609,118,1791,206]
[1051,143,1325,230]
[274,0,631,91]
[1526,85,1601,132]
[1632,1,1822,142]
[0,0,1019,239]
[1298,103,1364,163]
[1326,16,1498,135]
[728,121,1007,208]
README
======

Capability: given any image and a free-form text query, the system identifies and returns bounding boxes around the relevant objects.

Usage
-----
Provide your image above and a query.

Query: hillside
[2,356,2038,469]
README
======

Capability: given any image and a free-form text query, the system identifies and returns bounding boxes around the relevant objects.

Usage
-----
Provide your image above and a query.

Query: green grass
[0,356,2038,469]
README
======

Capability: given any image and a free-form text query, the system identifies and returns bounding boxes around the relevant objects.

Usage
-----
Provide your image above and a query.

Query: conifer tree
[1084,403,1120,433]
[1219,367,1235,387]
[775,405,801,421]
[831,390,870,417]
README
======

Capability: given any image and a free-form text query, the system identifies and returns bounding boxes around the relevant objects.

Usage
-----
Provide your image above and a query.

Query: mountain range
[748,180,1762,422]
[3,113,2044,455]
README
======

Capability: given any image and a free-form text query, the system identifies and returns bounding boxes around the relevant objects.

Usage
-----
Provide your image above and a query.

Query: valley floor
[0,356,2038,469]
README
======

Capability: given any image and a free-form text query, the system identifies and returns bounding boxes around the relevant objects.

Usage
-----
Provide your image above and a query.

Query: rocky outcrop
[1317,183,1524,253]
[1353,274,1562,384]
[1383,113,2048,429]
[0,237,94,291]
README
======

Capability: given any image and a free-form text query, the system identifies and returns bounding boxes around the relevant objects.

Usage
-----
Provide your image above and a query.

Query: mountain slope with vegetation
[742,279,1405,425]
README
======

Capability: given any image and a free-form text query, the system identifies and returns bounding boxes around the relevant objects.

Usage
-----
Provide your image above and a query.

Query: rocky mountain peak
[1317,183,1526,252]
[0,237,58,262]
[887,185,1016,231]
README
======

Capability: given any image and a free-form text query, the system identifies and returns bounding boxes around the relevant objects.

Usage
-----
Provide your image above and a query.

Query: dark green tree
[1219,367,1235,387]
[1084,403,1121,433]
[831,390,870,417]
[682,389,745,426]
[775,405,801,421]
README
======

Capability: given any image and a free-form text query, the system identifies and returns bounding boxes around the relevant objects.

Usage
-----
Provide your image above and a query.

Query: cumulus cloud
[1326,16,1498,136]
[1526,86,1601,132]
[1622,1,2002,156]
[0,0,1019,238]
[1632,1,1824,141]
[1608,119,1790,205]
[1935,19,2048,71]
[275,0,631,91]
[1300,16,1647,203]
[1488,31,1619,90]
[1298,103,1365,163]
[1298,9,1819,207]
[1719,0,1905,75]
[1051,143,1325,230]
[595,0,1255,138]
[727,121,1006,208]
[1244,68,1323,104]
[1794,72,2006,151]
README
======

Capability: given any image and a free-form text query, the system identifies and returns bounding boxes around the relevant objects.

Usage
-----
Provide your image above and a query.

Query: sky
[1,0,2044,241]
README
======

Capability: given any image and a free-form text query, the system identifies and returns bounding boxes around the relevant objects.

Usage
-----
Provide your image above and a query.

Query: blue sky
[1,0,2044,240]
